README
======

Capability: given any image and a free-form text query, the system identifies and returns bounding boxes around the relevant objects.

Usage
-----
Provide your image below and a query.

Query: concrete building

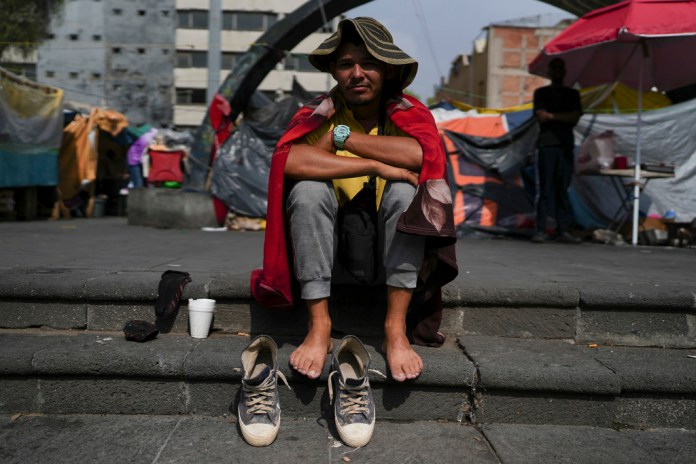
[0,48,37,81]
[37,0,176,126]
[173,0,334,128]
[35,0,335,129]
[436,15,572,109]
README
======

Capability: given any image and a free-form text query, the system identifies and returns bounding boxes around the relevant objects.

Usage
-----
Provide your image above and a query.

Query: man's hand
[536,109,581,125]
[536,109,554,122]
[375,162,419,187]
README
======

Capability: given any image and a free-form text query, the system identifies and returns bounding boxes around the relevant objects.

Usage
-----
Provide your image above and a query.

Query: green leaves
[0,0,64,56]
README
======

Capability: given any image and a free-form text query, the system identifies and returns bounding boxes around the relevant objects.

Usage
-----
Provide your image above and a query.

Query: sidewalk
[1,217,695,462]
[1,217,694,294]
[2,413,694,464]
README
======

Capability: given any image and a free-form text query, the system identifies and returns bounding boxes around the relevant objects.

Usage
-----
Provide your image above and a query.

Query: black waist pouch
[337,179,378,285]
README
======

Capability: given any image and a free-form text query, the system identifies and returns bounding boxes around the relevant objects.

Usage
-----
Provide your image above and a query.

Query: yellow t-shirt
[304,107,408,208]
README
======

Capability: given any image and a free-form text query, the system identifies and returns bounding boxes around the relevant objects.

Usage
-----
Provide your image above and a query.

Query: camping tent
[437,83,682,236]
[573,96,696,225]
[209,85,695,236]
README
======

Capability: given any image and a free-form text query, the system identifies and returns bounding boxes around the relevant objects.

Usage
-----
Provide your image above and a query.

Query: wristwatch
[333,125,351,150]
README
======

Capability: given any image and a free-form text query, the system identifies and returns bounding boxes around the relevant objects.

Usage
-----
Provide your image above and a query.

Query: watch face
[335,125,350,139]
[334,125,350,148]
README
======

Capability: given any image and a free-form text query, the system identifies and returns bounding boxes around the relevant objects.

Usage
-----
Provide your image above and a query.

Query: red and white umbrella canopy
[529,0,696,91]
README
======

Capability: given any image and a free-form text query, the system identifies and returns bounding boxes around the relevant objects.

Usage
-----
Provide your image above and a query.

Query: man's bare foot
[289,322,332,379]
[382,331,423,382]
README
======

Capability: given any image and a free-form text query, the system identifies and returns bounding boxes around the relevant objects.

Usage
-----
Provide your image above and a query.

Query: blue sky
[349,0,574,99]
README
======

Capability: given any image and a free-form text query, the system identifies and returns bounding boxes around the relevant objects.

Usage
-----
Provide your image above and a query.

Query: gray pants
[287,180,425,300]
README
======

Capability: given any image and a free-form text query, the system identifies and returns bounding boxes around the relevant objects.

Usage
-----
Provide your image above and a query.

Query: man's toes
[391,368,407,382]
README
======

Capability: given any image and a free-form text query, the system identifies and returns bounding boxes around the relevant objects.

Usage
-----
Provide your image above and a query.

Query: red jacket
[250,91,458,346]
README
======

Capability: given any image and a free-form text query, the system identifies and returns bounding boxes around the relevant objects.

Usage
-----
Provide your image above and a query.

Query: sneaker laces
[243,370,290,415]
[328,371,370,415]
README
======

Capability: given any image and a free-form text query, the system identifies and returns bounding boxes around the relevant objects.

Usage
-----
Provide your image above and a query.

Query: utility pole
[207,0,221,105]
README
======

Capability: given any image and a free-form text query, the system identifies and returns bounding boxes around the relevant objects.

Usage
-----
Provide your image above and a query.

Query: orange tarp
[439,115,508,228]
[437,115,507,139]
[58,108,128,201]
[58,114,97,200]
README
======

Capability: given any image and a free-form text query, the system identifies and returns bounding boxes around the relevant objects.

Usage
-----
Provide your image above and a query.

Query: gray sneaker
[329,335,375,448]
[238,335,289,447]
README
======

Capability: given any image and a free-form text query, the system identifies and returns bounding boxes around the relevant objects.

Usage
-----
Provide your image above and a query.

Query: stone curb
[459,335,696,395]
[2,333,694,395]
[3,269,696,311]
[0,333,473,388]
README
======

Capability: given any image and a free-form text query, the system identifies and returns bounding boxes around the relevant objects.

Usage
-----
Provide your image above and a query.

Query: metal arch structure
[186,0,621,189]
[540,0,620,17]
[186,0,370,189]
[221,0,621,120]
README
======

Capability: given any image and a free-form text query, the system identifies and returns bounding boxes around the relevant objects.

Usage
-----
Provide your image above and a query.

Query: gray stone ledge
[0,269,98,300]
[208,273,253,300]
[614,395,696,429]
[442,284,579,308]
[474,392,616,427]
[460,335,622,395]
[481,423,688,463]
[579,283,696,310]
[0,301,87,330]
[587,345,696,393]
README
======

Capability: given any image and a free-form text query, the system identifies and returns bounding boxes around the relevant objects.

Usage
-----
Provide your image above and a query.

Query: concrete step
[2,413,695,464]
[1,268,694,348]
[2,331,694,430]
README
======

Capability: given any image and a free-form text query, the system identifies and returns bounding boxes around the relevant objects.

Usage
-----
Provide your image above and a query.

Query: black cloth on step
[155,270,192,333]
[124,319,159,342]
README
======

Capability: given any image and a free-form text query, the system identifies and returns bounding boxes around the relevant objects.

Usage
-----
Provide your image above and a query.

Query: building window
[161,10,170,17]
[92,72,101,79]
[222,11,277,31]
[113,47,121,54]
[46,70,55,78]
[177,10,208,29]
[176,50,207,68]
[93,34,101,41]
[69,33,79,40]
[138,48,146,54]
[284,54,318,72]
[69,72,79,79]
[222,52,242,70]
[113,8,122,15]
[162,48,170,55]
[176,88,207,104]
[138,10,146,16]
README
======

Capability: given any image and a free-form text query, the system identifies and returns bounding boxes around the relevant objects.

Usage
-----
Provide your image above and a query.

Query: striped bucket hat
[308,17,418,91]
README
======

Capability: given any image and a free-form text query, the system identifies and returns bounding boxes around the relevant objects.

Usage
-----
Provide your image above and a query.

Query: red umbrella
[528,0,696,245]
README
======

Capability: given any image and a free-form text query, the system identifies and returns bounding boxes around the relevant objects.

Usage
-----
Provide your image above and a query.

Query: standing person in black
[532,57,582,244]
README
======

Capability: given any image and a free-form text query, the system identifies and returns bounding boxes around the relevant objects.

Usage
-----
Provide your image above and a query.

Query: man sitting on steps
[250,17,458,382]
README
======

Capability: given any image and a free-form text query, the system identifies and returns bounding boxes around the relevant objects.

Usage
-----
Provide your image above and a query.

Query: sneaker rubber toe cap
[337,422,375,448]
[240,422,280,447]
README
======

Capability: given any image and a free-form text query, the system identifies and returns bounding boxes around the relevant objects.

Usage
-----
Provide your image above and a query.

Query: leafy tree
[0,0,64,56]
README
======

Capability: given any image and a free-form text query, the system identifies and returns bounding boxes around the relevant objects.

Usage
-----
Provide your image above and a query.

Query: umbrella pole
[631,56,645,246]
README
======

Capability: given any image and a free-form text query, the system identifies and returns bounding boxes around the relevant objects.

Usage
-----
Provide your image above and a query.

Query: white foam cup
[188,298,215,338]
